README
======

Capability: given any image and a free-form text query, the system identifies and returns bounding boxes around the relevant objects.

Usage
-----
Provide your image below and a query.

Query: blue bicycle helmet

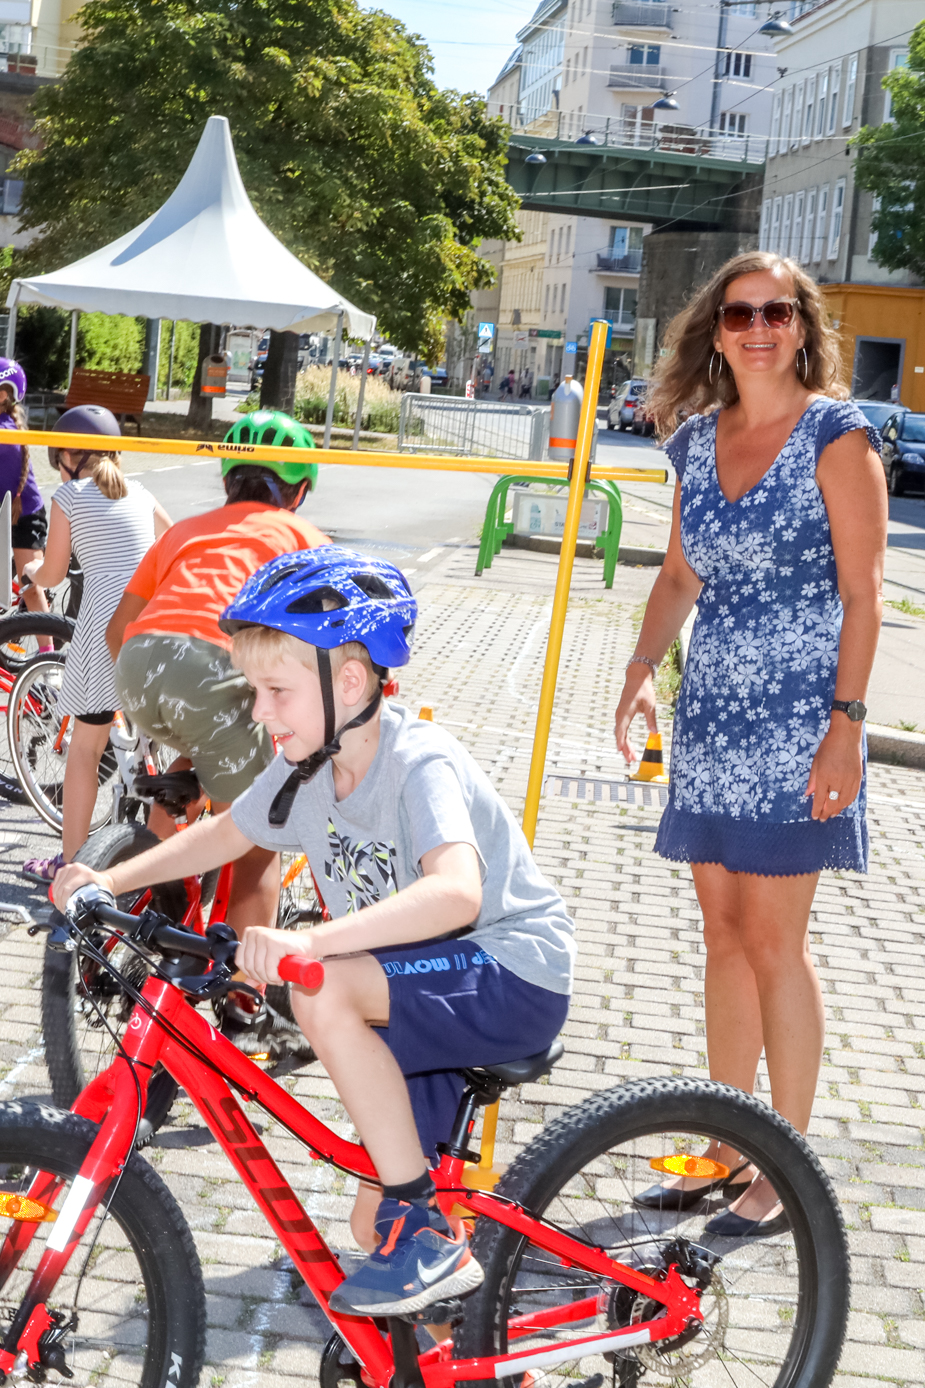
[220,547,417,825]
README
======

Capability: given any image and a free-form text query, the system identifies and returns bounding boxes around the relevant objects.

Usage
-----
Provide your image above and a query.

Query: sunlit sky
[369,0,539,95]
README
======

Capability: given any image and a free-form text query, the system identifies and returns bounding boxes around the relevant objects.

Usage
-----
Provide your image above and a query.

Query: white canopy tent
[6,115,376,443]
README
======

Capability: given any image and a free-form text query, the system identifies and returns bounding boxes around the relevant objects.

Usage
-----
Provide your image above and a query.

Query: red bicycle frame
[0,971,704,1385]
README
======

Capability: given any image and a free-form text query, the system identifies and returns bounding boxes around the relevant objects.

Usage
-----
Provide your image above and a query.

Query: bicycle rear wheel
[41,824,188,1145]
[0,611,73,674]
[457,1077,849,1388]
[8,657,117,833]
[0,1100,205,1387]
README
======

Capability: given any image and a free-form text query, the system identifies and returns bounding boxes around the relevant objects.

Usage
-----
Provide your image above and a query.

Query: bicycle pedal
[401,1297,465,1326]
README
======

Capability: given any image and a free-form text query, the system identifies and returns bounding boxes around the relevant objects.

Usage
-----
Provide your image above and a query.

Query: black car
[881,411,925,495]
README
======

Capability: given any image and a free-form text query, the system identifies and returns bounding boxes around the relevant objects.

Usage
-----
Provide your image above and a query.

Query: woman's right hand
[52,864,113,913]
[614,668,659,766]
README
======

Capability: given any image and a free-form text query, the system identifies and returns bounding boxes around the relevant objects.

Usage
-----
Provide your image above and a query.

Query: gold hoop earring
[709,350,723,387]
[798,347,809,381]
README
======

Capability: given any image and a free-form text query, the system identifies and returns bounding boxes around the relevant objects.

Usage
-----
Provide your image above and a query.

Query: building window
[770,197,782,253]
[791,81,804,148]
[723,51,752,78]
[770,91,782,157]
[759,198,772,251]
[843,54,857,127]
[792,190,804,259]
[884,49,909,122]
[604,287,637,324]
[815,69,828,137]
[545,285,550,314]
[827,61,840,134]
[720,112,747,136]
[781,194,793,255]
[813,184,829,261]
[557,227,564,256]
[583,45,588,76]
[802,75,815,143]
[828,178,846,260]
[628,43,660,65]
[561,284,567,317]
[565,226,572,255]
[781,87,793,152]
[868,195,881,257]
[552,284,558,313]
[801,188,816,263]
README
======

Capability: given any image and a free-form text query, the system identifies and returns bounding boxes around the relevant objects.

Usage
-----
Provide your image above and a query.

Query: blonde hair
[647,251,847,438]
[88,453,127,500]
[231,624,380,699]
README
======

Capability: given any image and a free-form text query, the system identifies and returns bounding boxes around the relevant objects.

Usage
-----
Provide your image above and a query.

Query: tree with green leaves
[13,0,519,419]
[853,22,925,280]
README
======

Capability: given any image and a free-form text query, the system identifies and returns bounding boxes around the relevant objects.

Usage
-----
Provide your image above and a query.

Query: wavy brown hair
[647,251,846,439]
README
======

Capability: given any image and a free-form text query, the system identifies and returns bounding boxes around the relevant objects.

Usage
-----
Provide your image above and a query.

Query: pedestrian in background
[614,251,887,1236]
[0,359,53,639]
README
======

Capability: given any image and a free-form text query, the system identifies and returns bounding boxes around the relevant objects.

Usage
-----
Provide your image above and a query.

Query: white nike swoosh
[418,1245,464,1287]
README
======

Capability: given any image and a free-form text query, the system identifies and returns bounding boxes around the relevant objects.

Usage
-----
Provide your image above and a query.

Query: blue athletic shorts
[371,937,569,1163]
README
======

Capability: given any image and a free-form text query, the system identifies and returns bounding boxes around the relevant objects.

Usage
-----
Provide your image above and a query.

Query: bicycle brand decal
[46,1174,95,1253]
[200,1095,329,1262]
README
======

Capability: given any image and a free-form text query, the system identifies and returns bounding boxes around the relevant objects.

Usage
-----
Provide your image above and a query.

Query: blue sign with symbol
[588,319,613,348]
[565,340,578,354]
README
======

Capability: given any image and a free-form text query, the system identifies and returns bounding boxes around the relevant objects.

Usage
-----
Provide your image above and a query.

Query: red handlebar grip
[278,956,324,989]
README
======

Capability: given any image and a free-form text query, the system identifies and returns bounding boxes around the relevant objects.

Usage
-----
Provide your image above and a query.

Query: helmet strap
[59,450,92,480]
[268,647,382,828]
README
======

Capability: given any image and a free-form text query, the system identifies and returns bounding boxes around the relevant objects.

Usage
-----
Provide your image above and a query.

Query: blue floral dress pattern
[654,398,880,876]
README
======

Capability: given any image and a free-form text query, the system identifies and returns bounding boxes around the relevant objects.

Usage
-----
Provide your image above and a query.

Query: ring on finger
[827,790,839,801]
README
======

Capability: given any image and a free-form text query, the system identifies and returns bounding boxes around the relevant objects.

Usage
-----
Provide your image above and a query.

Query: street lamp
[576,130,600,144]
[524,150,547,165]
[759,13,793,33]
[652,94,680,111]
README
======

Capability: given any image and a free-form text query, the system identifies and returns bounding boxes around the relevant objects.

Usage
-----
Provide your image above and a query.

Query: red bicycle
[0,895,849,1388]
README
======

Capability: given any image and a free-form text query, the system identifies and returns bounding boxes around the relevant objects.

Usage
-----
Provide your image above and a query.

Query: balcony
[596,250,643,273]
[600,309,637,333]
[607,63,671,92]
[612,2,672,29]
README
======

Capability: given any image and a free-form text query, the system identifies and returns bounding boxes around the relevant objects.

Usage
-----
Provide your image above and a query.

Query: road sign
[477,322,495,344]
[530,329,562,340]
[513,330,528,345]
[565,340,578,354]
[588,319,613,348]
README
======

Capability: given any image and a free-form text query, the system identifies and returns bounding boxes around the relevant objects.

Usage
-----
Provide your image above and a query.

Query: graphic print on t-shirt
[325,818,398,911]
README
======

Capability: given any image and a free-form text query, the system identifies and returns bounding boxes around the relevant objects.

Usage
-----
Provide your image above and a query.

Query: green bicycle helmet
[221,410,318,490]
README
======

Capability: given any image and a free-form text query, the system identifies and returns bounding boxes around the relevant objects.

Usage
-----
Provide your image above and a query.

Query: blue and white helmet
[219,546,416,672]
[0,358,27,403]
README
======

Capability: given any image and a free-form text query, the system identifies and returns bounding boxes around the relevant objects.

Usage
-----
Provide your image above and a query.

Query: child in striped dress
[21,405,171,881]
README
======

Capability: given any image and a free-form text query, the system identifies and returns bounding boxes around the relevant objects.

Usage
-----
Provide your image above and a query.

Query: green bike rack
[475,475,623,589]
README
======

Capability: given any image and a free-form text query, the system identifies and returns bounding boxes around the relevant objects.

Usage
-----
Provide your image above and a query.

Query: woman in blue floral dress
[614,252,887,1235]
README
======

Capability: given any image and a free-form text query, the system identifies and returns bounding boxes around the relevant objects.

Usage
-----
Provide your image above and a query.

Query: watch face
[846,700,866,722]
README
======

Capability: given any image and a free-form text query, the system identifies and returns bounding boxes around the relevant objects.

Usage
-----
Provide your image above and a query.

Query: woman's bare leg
[61,719,113,859]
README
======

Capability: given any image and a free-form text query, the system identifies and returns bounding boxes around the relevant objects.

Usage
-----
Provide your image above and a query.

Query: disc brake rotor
[630,1271,729,1379]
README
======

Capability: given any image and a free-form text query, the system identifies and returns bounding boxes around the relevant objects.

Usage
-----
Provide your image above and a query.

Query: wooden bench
[62,368,151,434]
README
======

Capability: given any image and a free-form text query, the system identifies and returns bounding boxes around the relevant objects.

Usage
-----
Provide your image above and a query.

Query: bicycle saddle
[466,1039,564,1088]
[133,770,203,818]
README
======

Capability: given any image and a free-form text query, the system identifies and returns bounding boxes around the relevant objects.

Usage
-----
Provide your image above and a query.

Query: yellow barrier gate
[6,350,660,850]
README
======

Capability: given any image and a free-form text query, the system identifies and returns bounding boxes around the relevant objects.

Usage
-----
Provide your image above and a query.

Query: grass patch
[887,596,925,619]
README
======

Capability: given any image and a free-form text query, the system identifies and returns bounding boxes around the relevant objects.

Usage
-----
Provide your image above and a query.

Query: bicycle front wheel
[8,657,116,833]
[0,1099,205,1387]
[457,1077,849,1388]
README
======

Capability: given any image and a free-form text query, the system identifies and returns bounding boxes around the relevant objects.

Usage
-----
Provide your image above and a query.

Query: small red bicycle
[0,895,849,1388]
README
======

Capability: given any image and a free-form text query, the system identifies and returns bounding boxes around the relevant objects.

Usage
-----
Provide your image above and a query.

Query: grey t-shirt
[231,701,574,995]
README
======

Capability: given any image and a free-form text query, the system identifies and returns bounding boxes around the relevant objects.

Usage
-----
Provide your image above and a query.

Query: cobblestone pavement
[0,548,924,1385]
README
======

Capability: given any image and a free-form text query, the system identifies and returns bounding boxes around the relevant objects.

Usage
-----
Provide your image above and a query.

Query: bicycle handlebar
[91,901,325,988]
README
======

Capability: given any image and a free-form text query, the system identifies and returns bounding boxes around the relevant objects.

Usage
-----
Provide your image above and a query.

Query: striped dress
[54,478,157,716]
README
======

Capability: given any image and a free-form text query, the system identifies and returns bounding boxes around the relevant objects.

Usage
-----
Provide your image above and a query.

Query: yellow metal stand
[520,320,610,849]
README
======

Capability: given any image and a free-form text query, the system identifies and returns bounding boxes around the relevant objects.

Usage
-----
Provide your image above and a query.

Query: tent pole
[67,310,78,388]
[5,304,16,359]
[166,321,176,401]
[351,333,373,450]
[324,311,344,450]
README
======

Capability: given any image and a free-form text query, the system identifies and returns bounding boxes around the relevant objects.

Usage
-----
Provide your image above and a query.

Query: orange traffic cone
[418,705,434,721]
[629,731,669,783]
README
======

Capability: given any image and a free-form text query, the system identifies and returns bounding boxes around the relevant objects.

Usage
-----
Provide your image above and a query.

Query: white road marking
[419,547,445,564]
[0,1044,44,1100]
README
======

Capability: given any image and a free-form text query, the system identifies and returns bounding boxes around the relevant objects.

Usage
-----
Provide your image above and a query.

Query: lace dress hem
[655,802,868,875]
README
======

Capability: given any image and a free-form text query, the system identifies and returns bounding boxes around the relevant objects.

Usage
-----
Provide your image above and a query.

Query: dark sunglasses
[717,297,799,332]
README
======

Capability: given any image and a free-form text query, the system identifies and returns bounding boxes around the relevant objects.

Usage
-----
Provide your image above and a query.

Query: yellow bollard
[629,731,670,783]
[520,319,610,849]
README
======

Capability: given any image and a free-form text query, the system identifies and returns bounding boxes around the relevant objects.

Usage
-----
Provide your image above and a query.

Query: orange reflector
[650,1155,730,1180]
[7,644,26,656]
[0,1191,58,1223]
[282,854,308,889]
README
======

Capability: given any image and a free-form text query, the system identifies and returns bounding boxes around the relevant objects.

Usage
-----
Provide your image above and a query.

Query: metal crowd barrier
[398,393,550,462]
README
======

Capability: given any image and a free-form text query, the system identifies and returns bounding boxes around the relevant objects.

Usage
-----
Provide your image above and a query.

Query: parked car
[412,363,448,390]
[631,395,656,437]
[881,411,925,496]
[852,399,908,432]
[607,378,648,431]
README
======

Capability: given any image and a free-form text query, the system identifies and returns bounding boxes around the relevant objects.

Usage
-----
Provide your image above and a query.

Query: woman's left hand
[21,559,39,584]
[805,721,863,820]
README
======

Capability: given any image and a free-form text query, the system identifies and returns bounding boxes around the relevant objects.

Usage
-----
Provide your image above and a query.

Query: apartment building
[480,0,779,387]
[759,0,923,404]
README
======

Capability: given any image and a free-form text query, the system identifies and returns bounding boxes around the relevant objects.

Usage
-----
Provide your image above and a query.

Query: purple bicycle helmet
[0,359,27,404]
[56,404,121,437]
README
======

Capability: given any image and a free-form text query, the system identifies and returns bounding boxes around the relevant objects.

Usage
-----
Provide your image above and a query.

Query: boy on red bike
[55,547,573,1318]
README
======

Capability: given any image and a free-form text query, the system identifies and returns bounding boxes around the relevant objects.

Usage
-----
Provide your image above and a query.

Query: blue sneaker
[329,1197,483,1317]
